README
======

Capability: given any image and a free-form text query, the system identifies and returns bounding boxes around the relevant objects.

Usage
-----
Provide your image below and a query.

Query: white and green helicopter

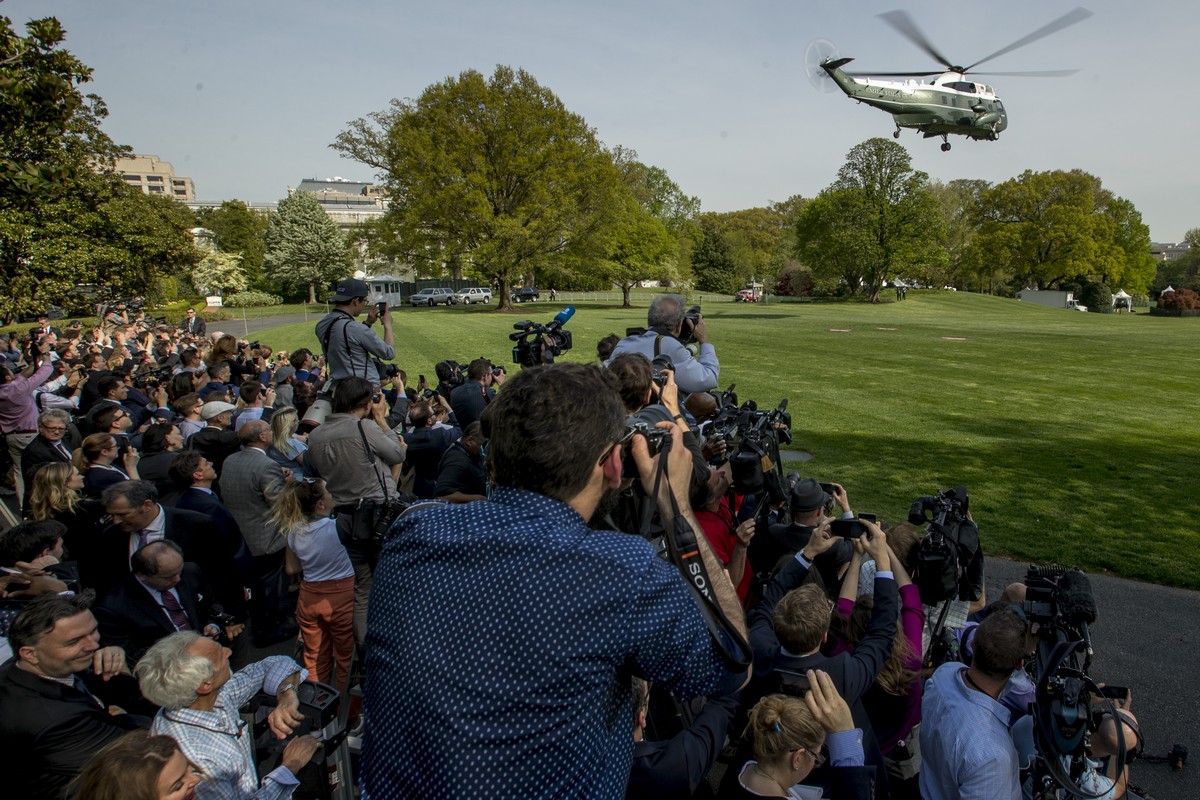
[809,7,1092,151]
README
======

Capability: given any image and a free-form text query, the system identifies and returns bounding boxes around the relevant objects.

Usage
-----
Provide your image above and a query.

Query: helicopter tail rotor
[804,38,842,93]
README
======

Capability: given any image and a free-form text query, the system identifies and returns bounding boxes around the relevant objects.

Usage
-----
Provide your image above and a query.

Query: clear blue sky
[9,0,1196,241]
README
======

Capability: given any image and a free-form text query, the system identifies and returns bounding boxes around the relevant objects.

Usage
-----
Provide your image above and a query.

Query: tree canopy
[794,139,944,302]
[970,169,1155,295]
[0,14,198,323]
[193,200,270,290]
[333,65,625,309]
[262,191,351,304]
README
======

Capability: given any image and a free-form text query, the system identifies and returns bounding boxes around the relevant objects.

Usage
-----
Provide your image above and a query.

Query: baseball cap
[200,400,236,420]
[331,278,370,302]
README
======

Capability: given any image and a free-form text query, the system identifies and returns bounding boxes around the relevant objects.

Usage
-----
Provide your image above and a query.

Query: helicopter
[810,7,1093,151]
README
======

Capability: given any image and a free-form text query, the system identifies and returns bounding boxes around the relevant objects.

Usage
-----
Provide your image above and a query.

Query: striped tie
[160,589,192,631]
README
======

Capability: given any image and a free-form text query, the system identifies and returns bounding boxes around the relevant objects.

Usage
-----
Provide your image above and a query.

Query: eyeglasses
[598,427,637,466]
[39,424,67,433]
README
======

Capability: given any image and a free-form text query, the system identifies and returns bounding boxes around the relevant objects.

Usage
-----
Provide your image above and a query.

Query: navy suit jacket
[171,487,256,583]
[94,563,214,664]
[628,690,741,799]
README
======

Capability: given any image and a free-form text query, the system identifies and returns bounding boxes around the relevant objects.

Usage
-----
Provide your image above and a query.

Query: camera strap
[642,436,751,672]
[356,419,390,505]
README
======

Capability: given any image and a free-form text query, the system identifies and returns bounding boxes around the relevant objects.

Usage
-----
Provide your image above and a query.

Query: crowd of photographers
[0,291,1146,800]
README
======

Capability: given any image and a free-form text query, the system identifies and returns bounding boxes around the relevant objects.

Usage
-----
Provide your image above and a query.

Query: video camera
[702,384,793,505]
[1018,566,1140,799]
[510,306,574,368]
[909,485,983,607]
[133,365,173,390]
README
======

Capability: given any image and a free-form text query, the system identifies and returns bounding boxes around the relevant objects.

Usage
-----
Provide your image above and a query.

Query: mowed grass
[258,293,1200,589]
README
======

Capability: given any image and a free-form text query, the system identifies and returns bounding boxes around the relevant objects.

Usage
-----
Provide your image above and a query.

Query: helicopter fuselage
[821,57,1008,142]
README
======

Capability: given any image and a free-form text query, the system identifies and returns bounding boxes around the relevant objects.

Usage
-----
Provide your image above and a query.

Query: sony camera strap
[641,435,751,672]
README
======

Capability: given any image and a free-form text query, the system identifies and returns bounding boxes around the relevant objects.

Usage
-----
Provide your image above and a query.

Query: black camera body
[620,404,673,478]
[651,354,674,388]
[134,365,173,390]
[677,305,702,345]
[909,485,983,606]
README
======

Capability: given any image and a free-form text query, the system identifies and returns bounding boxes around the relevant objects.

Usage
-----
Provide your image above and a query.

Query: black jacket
[94,564,216,664]
[19,433,77,497]
[0,658,150,800]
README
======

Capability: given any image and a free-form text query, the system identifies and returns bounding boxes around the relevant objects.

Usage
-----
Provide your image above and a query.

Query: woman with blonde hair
[267,406,309,475]
[27,462,108,570]
[724,671,872,799]
[72,730,201,800]
[273,478,354,693]
[73,432,139,497]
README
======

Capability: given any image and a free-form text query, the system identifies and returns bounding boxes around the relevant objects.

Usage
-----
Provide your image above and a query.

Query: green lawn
[258,292,1200,589]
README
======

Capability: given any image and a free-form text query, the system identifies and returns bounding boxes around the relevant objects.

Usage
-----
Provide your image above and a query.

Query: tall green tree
[691,218,740,294]
[262,191,351,304]
[972,170,1155,294]
[795,139,945,302]
[929,178,990,290]
[603,197,678,306]
[332,66,625,309]
[0,14,198,322]
[193,200,270,288]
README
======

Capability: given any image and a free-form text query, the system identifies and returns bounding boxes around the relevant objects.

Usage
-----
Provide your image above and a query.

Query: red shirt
[694,494,754,603]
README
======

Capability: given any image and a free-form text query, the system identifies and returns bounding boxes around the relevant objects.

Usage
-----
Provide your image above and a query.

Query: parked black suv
[512,286,540,303]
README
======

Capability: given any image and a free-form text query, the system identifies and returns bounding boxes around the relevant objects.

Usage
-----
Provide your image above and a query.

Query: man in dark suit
[0,593,150,800]
[166,451,256,585]
[91,481,247,626]
[449,357,500,429]
[180,306,207,338]
[736,519,899,798]
[189,400,241,473]
[94,540,241,664]
[19,408,79,493]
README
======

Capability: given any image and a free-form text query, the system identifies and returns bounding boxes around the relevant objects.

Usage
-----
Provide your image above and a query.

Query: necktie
[55,441,70,459]
[137,529,153,549]
[160,589,192,631]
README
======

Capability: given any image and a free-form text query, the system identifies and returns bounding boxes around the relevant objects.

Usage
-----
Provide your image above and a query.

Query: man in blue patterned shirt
[362,362,748,799]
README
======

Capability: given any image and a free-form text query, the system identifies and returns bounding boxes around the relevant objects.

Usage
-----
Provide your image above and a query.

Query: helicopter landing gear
[940,134,951,152]
[893,126,901,139]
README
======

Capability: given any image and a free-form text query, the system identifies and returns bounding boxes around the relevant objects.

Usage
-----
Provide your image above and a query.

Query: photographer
[750,479,856,591]
[608,293,719,394]
[306,376,407,647]
[404,396,460,498]
[449,357,502,429]
[920,606,1026,800]
[314,278,395,389]
[360,362,747,799]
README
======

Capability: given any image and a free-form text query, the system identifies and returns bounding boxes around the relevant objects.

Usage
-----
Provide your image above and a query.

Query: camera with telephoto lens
[619,404,674,479]
[510,306,575,368]
[651,354,674,388]
[377,361,399,380]
[677,305,703,345]
[134,365,173,390]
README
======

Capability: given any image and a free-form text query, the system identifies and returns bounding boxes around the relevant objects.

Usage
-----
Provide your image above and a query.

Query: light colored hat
[200,401,236,421]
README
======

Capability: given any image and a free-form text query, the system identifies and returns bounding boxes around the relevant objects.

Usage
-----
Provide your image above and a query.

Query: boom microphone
[1055,569,1097,625]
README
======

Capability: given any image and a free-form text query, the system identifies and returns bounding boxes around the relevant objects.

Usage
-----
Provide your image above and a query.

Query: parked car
[409,288,455,306]
[735,289,758,302]
[512,286,540,303]
[451,287,492,305]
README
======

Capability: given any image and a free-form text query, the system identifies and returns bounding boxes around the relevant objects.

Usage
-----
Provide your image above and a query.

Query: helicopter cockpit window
[946,81,977,93]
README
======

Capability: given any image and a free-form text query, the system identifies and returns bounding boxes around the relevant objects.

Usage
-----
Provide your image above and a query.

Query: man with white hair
[606,293,719,393]
[136,631,321,800]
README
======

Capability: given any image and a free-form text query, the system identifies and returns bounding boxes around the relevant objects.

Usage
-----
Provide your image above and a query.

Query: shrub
[1158,287,1200,311]
[224,291,282,307]
[1078,281,1113,313]
[774,266,814,297]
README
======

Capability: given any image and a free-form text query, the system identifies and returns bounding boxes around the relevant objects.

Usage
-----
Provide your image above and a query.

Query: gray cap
[331,278,370,302]
[790,478,830,513]
[273,365,296,383]
[200,401,236,421]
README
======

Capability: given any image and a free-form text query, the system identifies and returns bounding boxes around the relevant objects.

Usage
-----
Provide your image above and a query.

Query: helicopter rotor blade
[970,69,1082,78]
[877,10,955,70]
[963,7,1093,72]
[845,70,946,78]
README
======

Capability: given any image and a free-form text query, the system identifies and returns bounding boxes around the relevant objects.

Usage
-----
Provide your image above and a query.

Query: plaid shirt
[152,656,307,800]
